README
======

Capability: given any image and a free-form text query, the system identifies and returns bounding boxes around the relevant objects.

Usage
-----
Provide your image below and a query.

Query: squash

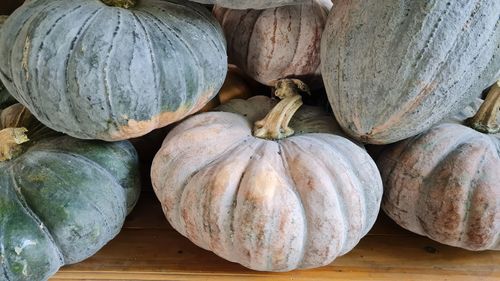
[0,103,141,280]
[0,0,227,141]
[151,79,382,271]
[199,65,254,112]
[377,82,500,251]
[190,0,308,10]
[321,0,500,144]
[213,0,332,87]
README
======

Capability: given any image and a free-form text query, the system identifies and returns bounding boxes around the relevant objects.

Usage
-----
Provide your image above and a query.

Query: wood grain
[52,189,499,281]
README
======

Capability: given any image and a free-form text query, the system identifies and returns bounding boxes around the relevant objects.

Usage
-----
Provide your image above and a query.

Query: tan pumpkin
[213,1,332,88]
[152,80,382,271]
[199,65,255,112]
[378,82,500,251]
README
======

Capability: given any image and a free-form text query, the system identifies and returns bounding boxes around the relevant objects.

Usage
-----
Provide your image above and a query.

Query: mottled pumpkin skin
[321,0,500,144]
[191,0,308,9]
[0,0,227,141]
[378,101,499,251]
[152,96,382,271]
[214,0,332,87]
[0,105,141,281]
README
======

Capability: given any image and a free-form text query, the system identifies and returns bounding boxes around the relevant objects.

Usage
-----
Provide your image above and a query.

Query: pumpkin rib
[101,8,123,134]
[416,140,480,241]
[17,2,68,125]
[132,11,172,130]
[244,10,264,73]
[276,143,309,269]
[6,165,65,261]
[65,8,106,137]
[283,137,348,259]
[12,150,127,263]
[172,135,252,236]
[301,135,368,255]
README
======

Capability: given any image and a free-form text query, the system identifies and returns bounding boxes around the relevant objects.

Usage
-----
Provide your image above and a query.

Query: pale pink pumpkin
[378,83,500,251]
[213,0,332,88]
[152,80,382,271]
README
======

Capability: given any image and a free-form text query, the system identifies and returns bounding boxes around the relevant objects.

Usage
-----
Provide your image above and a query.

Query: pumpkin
[199,65,255,112]
[151,79,382,271]
[190,0,309,10]
[377,82,500,251]
[321,0,500,144]
[0,0,227,141]
[213,0,332,88]
[0,103,141,280]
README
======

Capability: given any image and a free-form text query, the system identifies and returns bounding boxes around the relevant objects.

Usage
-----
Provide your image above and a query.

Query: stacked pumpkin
[0,0,498,279]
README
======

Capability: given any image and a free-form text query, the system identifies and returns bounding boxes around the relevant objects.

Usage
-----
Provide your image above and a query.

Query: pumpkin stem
[253,79,309,140]
[101,0,137,8]
[467,81,500,134]
[0,128,29,161]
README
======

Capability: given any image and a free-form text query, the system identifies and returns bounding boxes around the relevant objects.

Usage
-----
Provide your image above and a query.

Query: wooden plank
[52,188,500,281]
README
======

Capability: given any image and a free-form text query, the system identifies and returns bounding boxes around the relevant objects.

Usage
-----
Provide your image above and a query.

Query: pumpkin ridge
[245,10,265,73]
[101,8,123,133]
[175,135,253,236]
[417,140,489,247]
[13,150,126,262]
[18,2,74,124]
[303,134,369,252]
[137,9,193,111]
[62,8,104,136]
[461,146,488,248]
[130,12,163,124]
[282,136,348,261]
[6,165,65,264]
[214,139,265,263]
[276,143,308,269]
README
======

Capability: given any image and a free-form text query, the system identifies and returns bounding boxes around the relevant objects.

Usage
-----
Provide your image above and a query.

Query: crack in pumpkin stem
[467,81,500,134]
[101,0,137,8]
[253,79,309,140]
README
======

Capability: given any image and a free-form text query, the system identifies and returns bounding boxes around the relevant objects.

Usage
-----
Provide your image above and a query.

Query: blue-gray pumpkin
[321,0,500,144]
[0,0,227,141]
[0,103,141,280]
[190,0,308,9]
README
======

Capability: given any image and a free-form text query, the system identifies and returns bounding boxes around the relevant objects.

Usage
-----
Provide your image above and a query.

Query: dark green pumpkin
[0,0,227,141]
[321,0,500,144]
[0,104,141,281]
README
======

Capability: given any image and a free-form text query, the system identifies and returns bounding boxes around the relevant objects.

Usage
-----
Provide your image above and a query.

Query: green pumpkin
[190,0,307,9]
[0,103,141,281]
[0,0,227,141]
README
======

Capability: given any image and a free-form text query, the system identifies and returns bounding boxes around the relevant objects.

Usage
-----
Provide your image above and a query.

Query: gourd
[0,103,141,280]
[199,65,254,112]
[378,82,500,251]
[190,0,308,10]
[214,0,332,87]
[0,0,227,141]
[321,0,500,144]
[151,80,382,271]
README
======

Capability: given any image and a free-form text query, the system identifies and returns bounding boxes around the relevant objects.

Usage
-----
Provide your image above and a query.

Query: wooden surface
[52,189,500,281]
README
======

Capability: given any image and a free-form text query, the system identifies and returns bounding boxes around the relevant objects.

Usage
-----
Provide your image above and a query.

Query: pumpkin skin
[378,100,499,251]
[191,0,308,10]
[0,0,227,141]
[0,104,141,280]
[151,95,382,271]
[321,0,500,144]
[213,0,332,87]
